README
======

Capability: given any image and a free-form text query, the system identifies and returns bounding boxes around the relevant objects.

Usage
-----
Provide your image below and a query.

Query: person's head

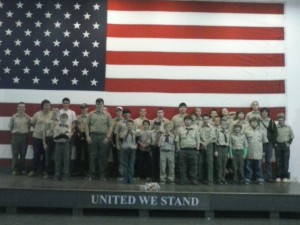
[213,116,221,126]
[157,108,164,119]
[122,108,131,120]
[210,109,218,119]
[17,102,26,114]
[126,119,134,130]
[194,107,202,117]
[220,119,227,129]
[41,99,51,111]
[203,114,210,125]
[164,122,171,133]
[236,111,245,120]
[60,113,68,124]
[191,112,197,121]
[184,115,193,127]
[153,121,161,130]
[142,120,150,130]
[221,108,229,117]
[261,107,270,118]
[178,102,187,114]
[115,106,123,117]
[250,117,259,128]
[251,100,259,111]
[233,124,242,134]
[277,113,285,126]
[95,98,104,112]
[62,97,70,110]
[80,103,88,114]
[139,108,147,118]
[52,107,59,118]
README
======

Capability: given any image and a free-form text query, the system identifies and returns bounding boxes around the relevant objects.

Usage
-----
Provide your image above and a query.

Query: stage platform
[1,169,300,219]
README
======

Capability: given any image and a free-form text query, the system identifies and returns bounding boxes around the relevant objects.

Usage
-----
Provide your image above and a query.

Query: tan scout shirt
[32,111,52,139]
[216,128,230,146]
[86,111,112,135]
[134,117,149,130]
[199,124,216,146]
[171,113,187,135]
[77,114,89,133]
[119,129,137,149]
[159,133,175,151]
[245,111,261,123]
[9,113,31,134]
[139,129,152,151]
[175,126,200,149]
[276,123,294,143]
[151,117,170,133]
[229,133,248,150]
[44,118,59,137]
[114,119,130,135]
[244,126,268,160]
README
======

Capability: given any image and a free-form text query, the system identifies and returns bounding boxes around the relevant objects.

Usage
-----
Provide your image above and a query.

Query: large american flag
[0,0,286,162]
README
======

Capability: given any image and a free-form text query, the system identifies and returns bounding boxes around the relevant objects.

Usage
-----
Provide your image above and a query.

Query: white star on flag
[52,77,59,84]
[33,58,41,66]
[71,78,79,85]
[91,79,98,86]
[82,68,89,76]
[64,12,71,19]
[43,67,50,74]
[52,59,60,66]
[13,76,20,84]
[23,67,30,74]
[62,67,69,75]
[33,77,40,84]
[72,59,79,66]
[43,49,51,56]
[74,3,81,10]
[62,49,70,56]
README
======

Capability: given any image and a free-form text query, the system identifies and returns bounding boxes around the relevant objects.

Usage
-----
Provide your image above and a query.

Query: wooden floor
[1,168,300,218]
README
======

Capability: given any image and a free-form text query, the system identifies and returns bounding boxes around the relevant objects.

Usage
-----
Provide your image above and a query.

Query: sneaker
[276,177,281,182]
[160,181,166,185]
[21,170,26,175]
[258,182,264,186]
[282,178,289,183]
[28,171,35,177]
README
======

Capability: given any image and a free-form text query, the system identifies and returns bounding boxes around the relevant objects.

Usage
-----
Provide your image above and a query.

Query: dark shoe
[84,176,93,181]
[192,180,198,185]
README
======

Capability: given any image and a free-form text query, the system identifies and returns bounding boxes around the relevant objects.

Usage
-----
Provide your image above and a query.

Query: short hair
[60,113,68,119]
[233,124,242,130]
[157,107,164,112]
[184,115,193,121]
[142,120,150,125]
[236,111,245,116]
[126,119,134,124]
[18,102,25,106]
[41,99,51,109]
[202,114,210,118]
[249,117,259,123]
[95,98,104,104]
[277,113,285,120]
[179,102,187,108]
[123,108,131,114]
[261,107,270,115]
[62,97,70,103]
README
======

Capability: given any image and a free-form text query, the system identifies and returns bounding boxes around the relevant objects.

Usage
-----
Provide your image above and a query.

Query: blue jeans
[32,137,45,173]
[275,143,290,179]
[245,159,264,183]
[263,142,273,179]
[121,148,136,184]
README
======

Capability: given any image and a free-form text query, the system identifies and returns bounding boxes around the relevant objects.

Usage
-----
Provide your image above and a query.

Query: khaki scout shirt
[216,128,230,146]
[175,126,200,149]
[9,113,31,134]
[229,133,248,150]
[171,113,187,135]
[32,111,53,139]
[276,123,294,143]
[151,117,170,133]
[44,118,59,137]
[77,114,89,133]
[139,129,152,151]
[134,117,149,130]
[114,119,130,135]
[244,126,268,160]
[86,110,112,135]
[120,129,137,149]
[159,133,175,151]
[199,124,216,145]
[245,111,261,123]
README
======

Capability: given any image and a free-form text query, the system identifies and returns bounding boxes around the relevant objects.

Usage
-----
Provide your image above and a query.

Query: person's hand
[87,136,92,144]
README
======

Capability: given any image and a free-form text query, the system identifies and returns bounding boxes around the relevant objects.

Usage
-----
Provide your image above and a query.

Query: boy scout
[244,117,268,185]
[229,111,249,133]
[85,98,112,181]
[43,107,59,179]
[150,121,163,181]
[175,115,200,185]
[171,102,188,135]
[158,122,175,184]
[215,119,230,184]
[229,124,248,184]
[199,114,216,185]
[151,108,170,132]
[9,102,31,176]
[245,100,261,122]
[53,113,72,181]
[275,114,294,182]
[118,120,138,184]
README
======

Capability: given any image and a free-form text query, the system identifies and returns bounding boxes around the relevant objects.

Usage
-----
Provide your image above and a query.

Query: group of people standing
[9,98,294,186]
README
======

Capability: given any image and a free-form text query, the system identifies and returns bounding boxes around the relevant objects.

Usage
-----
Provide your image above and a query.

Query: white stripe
[108,11,284,27]
[107,38,285,54]
[0,145,33,159]
[0,90,286,108]
[0,117,10,131]
[106,65,286,81]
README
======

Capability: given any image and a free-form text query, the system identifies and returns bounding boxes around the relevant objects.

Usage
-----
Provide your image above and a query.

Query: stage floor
[1,168,300,219]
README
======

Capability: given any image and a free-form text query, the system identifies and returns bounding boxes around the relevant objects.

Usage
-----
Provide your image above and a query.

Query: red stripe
[107,52,285,67]
[108,25,284,40]
[108,0,284,14]
[105,79,285,94]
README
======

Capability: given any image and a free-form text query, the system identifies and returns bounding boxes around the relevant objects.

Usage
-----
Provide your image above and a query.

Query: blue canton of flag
[0,0,107,91]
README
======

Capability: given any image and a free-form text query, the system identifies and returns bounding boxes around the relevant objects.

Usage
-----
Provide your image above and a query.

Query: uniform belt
[181,148,196,151]
[90,132,105,135]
